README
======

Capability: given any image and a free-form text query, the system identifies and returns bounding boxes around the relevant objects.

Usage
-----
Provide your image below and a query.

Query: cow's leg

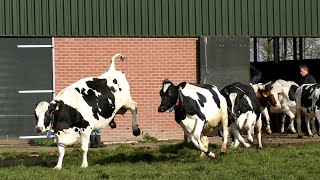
[190,119,215,159]
[235,114,250,147]
[296,106,304,138]
[232,138,240,147]
[125,101,140,136]
[230,123,250,148]
[199,135,209,160]
[305,116,313,137]
[54,144,65,169]
[283,108,296,133]
[255,116,263,148]
[310,118,317,134]
[80,128,92,168]
[220,110,229,155]
[280,114,286,133]
[317,117,320,136]
[261,108,272,134]
[315,110,320,136]
[245,112,255,143]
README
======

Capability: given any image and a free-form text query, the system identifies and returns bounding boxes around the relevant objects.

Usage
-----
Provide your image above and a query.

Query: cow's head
[35,100,65,133]
[158,79,179,112]
[264,81,281,108]
[34,101,52,133]
[253,81,280,108]
[256,90,278,108]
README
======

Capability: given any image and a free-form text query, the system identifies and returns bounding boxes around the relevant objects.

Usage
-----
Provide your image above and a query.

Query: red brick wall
[54,37,199,142]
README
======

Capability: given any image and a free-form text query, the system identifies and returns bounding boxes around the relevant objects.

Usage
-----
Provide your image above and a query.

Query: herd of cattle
[34,54,320,169]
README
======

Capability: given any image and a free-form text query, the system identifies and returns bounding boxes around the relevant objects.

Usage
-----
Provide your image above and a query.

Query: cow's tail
[109,53,126,72]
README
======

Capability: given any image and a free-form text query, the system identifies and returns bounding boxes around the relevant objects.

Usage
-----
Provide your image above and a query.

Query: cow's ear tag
[55,105,59,111]
[243,94,248,98]
[178,86,183,91]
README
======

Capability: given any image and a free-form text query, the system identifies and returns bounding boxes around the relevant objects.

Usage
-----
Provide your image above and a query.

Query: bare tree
[250,38,320,62]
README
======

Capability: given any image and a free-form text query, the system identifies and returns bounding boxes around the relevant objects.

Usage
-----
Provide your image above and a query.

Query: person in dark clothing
[299,65,316,85]
[250,65,262,84]
[90,130,103,148]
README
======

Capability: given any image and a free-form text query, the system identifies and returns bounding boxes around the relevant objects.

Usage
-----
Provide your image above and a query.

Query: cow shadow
[0,142,220,168]
[0,155,56,168]
[93,142,219,165]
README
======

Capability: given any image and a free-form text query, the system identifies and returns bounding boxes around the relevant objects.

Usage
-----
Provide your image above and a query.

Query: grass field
[0,140,319,180]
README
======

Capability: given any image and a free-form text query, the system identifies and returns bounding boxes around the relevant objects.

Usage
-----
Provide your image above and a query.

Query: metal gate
[200,37,250,90]
[0,38,53,140]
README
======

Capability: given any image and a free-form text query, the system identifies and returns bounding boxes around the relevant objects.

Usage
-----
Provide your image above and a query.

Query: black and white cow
[158,80,229,159]
[254,80,299,134]
[220,82,262,148]
[295,83,320,137]
[34,53,140,169]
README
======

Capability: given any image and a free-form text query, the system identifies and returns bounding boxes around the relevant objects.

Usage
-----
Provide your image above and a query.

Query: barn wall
[54,37,199,141]
[1,0,320,37]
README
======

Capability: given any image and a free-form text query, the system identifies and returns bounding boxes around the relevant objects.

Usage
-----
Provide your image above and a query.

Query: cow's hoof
[298,134,304,138]
[280,129,285,134]
[230,145,235,149]
[133,128,141,136]
[243,143,250,148]
[220,146,227,155]
[200,153,206,160]
[53,166,62,170]
[207,152,215,159]
[220,151,226,156]
[81,164,88,168]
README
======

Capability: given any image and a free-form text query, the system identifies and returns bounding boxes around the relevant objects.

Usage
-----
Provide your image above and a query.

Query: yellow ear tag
[243,94,248,98]
[178,86,183,91]
[55,105,59,111]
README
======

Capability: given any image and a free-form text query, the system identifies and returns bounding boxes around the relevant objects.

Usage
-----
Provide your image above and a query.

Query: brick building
[0,0,319,142]
[54,37,198,141]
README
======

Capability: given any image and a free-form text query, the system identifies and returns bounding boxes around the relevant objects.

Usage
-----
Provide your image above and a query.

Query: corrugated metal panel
[0,0,320,37]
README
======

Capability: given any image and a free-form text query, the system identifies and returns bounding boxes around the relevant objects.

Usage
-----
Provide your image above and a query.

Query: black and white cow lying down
[34,53,140,169]
[295,83,320,137]
[158,80,229,159]
[220,82,262,148]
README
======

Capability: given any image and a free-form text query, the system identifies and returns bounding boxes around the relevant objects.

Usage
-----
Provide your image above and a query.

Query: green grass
[0,142,320,180]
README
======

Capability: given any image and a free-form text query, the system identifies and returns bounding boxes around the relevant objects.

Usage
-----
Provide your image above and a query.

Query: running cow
[158,80,229,159]
[220,82,262,148]
[295,83,320,137]
[34,53,140,169]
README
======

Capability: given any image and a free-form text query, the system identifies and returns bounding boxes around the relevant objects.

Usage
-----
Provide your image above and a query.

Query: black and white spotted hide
[34,53,140,169]
[158,79,229,159]
[220,82,262,148]
[295,83,320,137]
